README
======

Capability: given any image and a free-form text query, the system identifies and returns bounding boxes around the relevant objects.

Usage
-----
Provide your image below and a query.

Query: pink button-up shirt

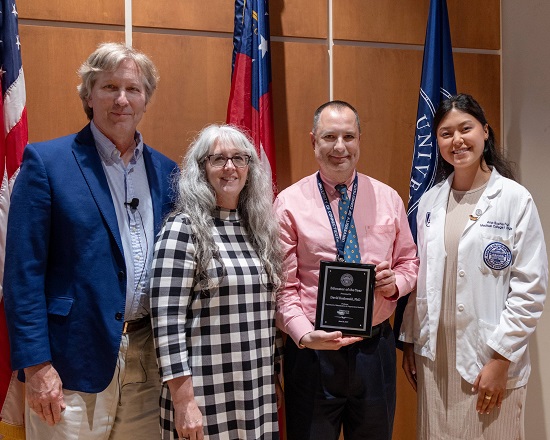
[274,171,419,344]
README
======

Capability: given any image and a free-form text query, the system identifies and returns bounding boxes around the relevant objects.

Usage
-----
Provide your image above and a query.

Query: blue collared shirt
[91,121,154,321]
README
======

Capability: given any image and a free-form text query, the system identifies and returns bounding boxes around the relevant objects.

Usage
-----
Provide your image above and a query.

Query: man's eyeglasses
[205,154,251,168]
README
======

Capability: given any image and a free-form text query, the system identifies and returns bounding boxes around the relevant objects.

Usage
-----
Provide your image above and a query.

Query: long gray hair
[173,124,283,291]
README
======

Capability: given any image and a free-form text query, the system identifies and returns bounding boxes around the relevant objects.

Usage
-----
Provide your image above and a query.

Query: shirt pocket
[363,224,396,261]
[479,233,513,277]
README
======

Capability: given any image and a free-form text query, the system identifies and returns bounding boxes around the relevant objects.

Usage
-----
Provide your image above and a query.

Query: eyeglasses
[205,154,251,168]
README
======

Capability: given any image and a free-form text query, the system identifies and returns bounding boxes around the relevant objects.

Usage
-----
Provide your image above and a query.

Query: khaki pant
[25,324,161,440]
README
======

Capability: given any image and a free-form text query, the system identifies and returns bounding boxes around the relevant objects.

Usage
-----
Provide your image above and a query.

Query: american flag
[226,0,277,185]
[0,0,28,436]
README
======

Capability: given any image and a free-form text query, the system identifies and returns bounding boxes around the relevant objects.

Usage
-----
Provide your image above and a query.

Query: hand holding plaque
[315,260,375,337]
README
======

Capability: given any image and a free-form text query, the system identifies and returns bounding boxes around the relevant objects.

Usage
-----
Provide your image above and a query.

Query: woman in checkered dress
[150,124,284,440]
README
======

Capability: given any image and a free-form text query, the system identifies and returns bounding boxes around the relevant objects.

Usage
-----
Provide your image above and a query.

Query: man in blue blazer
[3,43,178,439]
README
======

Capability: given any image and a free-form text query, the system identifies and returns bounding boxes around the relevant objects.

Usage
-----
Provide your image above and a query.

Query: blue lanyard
[316,172,359,262]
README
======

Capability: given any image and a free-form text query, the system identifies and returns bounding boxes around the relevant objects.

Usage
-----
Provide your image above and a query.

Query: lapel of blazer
[71,124,124,257]
[142,144,163,234]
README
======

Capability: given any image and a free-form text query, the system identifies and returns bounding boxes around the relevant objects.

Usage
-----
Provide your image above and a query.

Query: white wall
[502,1,550,438]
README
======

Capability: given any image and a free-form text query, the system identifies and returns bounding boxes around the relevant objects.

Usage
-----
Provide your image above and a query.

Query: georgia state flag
[227,0,276,184]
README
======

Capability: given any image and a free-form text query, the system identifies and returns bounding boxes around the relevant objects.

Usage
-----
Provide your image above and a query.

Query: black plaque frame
[315,260,375,337]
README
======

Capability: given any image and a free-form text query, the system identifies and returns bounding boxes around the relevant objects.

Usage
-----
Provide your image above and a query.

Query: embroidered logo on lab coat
[483,242,512,270]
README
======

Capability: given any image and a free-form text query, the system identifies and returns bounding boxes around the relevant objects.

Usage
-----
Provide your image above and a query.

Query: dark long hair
[433,94,516,183]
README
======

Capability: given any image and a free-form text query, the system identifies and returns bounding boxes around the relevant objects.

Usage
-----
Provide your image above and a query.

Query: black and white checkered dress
[150,208,279,440]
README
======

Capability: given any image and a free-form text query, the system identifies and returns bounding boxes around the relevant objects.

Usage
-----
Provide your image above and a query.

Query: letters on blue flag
[395,0,457,349]
[407,0,456,239]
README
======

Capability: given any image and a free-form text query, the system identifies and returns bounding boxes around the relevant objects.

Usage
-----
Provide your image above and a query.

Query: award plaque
[315,260,375,337]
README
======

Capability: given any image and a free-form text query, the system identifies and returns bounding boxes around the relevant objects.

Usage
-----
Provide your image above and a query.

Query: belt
[123,315,151,334]
[369,319,389,337]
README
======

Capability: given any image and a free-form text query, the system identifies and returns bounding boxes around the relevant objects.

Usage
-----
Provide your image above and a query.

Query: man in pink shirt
[274,100,418,440]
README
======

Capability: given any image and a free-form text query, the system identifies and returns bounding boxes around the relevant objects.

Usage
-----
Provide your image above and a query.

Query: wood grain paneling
[332,47,500,203]
[333,0,500,50]
[333,45,423,202]
[271,42,329,190]
[454,52,501,142]
[133,32,233,163]
[395,349,418,439]
[20,25,123,143]
[133,0,232,32]
[133,0,327,39]
[448,0,500,51]
[18,0,124,25]
[270,0,328,39]
[334,0,428,46]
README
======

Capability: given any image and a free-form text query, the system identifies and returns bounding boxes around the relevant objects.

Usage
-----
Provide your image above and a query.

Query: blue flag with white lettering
[407,0,456,239]
[395,0,456,349]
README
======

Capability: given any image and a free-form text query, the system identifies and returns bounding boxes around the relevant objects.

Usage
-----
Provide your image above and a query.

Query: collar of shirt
[90,121,143,166]
[318,169,356,197]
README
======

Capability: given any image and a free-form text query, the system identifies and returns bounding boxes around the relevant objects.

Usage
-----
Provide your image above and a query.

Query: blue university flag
[395,0,456,349]
[407,0,456,239]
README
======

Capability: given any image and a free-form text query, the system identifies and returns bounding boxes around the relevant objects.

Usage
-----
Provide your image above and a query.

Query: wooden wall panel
[18,0,124,25]
[394,349,418,439]
[333,0,428,45]
[448,0,500,50]
[332,45,423,202]
[454,53,501,142]
[133,0,327,39]
[271,42,329,190]
[331,49,501,203]
[19,25,123,143]
[134,37,329,188]
[270,0,328,39]
[133,0,232,32]
[133,33,233,163]
[333,0,500,50]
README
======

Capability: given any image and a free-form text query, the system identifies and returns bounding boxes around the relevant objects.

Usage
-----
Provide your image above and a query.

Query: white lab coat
[400,169,547,387]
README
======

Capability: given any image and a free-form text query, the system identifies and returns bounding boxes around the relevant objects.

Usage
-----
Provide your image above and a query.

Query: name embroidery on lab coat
[479,220,513,231]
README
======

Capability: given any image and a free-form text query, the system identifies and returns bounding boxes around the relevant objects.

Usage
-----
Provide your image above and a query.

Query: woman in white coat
[400,94,547,439]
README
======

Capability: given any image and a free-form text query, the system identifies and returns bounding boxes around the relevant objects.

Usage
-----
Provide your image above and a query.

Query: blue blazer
[3,124,178,393]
